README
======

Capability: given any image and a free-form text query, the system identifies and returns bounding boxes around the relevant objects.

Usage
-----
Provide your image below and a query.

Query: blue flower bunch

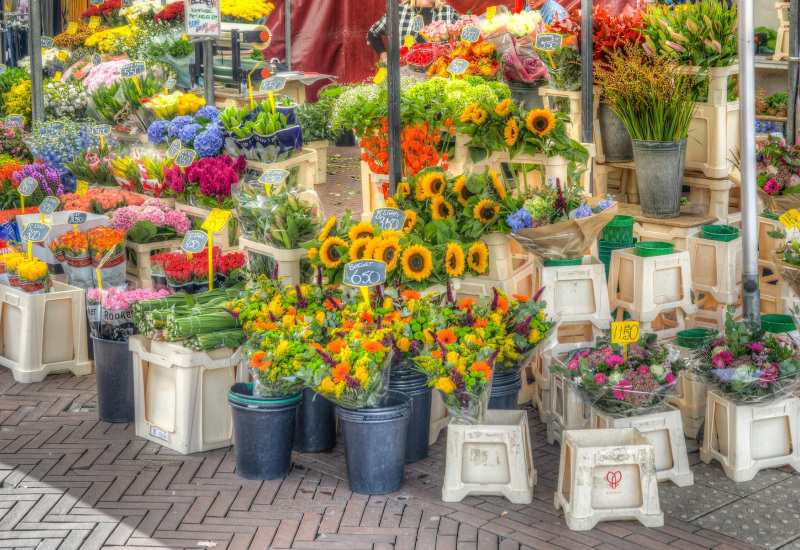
[506,208,532,231]
[147,112,223,156]
[27,121,99,193]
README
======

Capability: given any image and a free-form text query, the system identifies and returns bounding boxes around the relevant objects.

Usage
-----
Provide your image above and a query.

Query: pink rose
[594,373,606,385]
[665,373,676,385]
[712,351,734,368]
[567,359,579,371]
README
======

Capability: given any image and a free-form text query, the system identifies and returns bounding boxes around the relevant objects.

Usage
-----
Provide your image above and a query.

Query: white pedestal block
[429,390,450,446]
[533,256,610,330]
[547,372,589,445]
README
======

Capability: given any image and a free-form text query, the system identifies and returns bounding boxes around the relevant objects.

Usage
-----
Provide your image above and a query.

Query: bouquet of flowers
[536,33,581,91]
[26,121,97,191]
[246,325,310,397]
[694,309,800,403]
[87,226,126,287]
[44,79,90,119]
[82,59,128,94]
[110,199,191,243]
[427,38,500,80]
[13,163,64,197]
[4,252,27,287]
[87,286,170,341]
[153,1,184,25]
[145,92,207,121]
[0,122,32,162]
[80,0,125,27]
[553,334,687,416]
[16,257,50,294]
[60,188,145,213]
[220,0,274,23]
[214,251,247,287]
[51,230,94,289]
[745,136,800,215]
[165,153,246,210]
[65,144,116,187]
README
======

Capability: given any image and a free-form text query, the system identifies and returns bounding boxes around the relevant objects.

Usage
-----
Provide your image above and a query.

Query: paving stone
[694,497,800,549]
[658,482,740,522]
[692,461,793,496]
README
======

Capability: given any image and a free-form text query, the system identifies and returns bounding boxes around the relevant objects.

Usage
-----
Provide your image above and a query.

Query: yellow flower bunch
[85,26,132,53]
[17,258,48,282]
[221,0,274,21]
[147,91,206,119]
[3,252,26,274]
[3,80,31,121]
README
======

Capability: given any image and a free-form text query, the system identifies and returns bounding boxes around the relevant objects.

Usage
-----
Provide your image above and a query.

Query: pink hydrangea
[140,205,167,226]
[109,206,144,232]
[164,209,191,235]
[594,373,606,385]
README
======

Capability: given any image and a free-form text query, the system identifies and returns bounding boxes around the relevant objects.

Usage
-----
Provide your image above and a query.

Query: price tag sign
[174,148,196,168]
[167,139,182,158]
[120,61,146,78]
[461,26,480,43]
[201,208,231,233]
[259,76,286,93]
[54,71,62,81]
[89,16,100,28]
[0,64,7,76]
[486,5,496,19]
[344,260,387,288]
[371,208,406,232]
[411,15,424,32]
[18,177,38,197]
[404,35,415,48]
[163,78,176,91]
[47,121,64,138]
[181,230,208,254]
[611,321,640,345]
[122,0,132,7]
[92,53,101,66]
[373,67,386,85]
[75,180,89,196]
[38,196,60,215]
[90,0,103,5]
[258,169,290,185]
[92,124,111,136]
[22,222,51,243]
[447,59,469,76]
[5,115,23,127]
[535,33,563,51]
[780,209,800,229]
[67,211,88,225]
[40,36,54,49]
[67,22,78,35]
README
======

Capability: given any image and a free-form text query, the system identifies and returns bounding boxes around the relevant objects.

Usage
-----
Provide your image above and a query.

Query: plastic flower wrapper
[771,245,800,298]
[694,308,800,404]
[87,226,126,287]
[744,136,800,216]
[245,323,314,397]
[86,286,171,341]
[17,257,50,294]
[552,332,687,417]
[50,231,94,289]
[536,34,581,91]
[4,252,28,287]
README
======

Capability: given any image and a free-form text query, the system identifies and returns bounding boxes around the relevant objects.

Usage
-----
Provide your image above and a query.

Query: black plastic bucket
[488,370,522,410]
[294,387,337,453]
[229,383,302,480]
[337,390,411,495]
[92,336,134,423]
[389,369,431,463]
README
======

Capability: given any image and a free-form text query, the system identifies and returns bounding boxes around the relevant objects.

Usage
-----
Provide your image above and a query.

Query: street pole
[739,0,760,322]
[203,39,214,104]
[579,0,592,144]
[788,0,798,142]
[284,0,291,70]
[29,0,43,123]
[385,0,401,197]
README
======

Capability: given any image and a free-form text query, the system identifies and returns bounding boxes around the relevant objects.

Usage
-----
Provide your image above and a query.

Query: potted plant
[595,45,697,218]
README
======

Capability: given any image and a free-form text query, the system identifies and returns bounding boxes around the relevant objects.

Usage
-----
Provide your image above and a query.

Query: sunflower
[495,98,512,117]
[460,103,477,123]
[349,238,372,261]
[385,197,399,209]
[444,242,465,278]
[474,199,500,223]
[504,118,519,146]
[431,195,455,220]
[490,170,507,199]
[319,236,346,269]
[397,181,411,199]
[421,172,447,198]
[307,247,318,260]
[372,237,402,271]
[401,244,434,282]
[317,216,336,242]
[414,179,427,201]
[467,242,490,274]
[471,108,489,125]
[403,210,417,233]
[452,175,473,206]
[525,108,556,137]
[348,221,374,243]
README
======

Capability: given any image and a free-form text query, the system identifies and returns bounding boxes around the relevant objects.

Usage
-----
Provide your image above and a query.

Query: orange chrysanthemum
[327,339,345,353]
[332,362,351,383]
[458,297,476,311]
[362,341,384,353]
[470,361,492,380]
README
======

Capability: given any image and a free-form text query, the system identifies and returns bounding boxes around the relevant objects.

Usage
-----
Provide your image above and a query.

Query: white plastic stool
[533,256,610,329]
[686,234,742,304]
[429,390,450,446]
[547,372,589,445]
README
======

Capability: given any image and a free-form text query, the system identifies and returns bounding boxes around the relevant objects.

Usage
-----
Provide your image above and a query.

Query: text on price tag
[611,321,640,344]
[163,78,176,91]
[780,209,800,229]
[40,36,54,49]
[461,26,480,43]
[56,50,68,62]
[344,260,387,288]
[411,15,424,31]
[167,139,181,158]
[47,121,64,137]
[181,230,208,254]
[120,61,146,78]
[75,180,89,196]
[92,124,111,136]
[89,16,100,28]
[67,22,78,35]
[18,177,38,196]
[201,208,231,233]
[0,64,8,75]
[38,196,60,215]
[447,59,469,75]
[371,208,406,232]
[259,169,289,185]
[535,33,563,51]
[67,211,88,225]
[5,115,23,127]
[404,35,414,48]
[373,67,386,85]
[92,53,101,66]
[22,222,51,243]
[174,148,196,167]
[259,76,286,93]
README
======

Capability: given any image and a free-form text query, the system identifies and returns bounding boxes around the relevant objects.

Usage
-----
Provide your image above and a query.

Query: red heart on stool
[607,470,622,489]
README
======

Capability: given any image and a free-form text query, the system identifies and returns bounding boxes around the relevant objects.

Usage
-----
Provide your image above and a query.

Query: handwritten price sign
[411,15,424,32]
[611,321,640,345]
[461,26,480,43]
[174,148,196,168]
[201,209,232,233]
[780,209,800,229]
[92,124,111,136]
[38,196,60,215]
[67,211,88,225]
[258,169,290,185]
[5,115,23,128]
[92,53,101,66]
[22,222,51,243]
[371,208,406,232]
[344,260,387,288]
[120,61,146,78]
[75,181,89,196]
[447,59,469,76]
[47,121,64,138]
[260,76,286,93]
[181,230,209,254]
[167,139,181,158]
[535,33,563,51]
[40,36,54,49]
[18,177,38,197]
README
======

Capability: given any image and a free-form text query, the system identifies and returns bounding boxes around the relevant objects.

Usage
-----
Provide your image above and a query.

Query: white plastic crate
[700,390,800,482]
[239,237,307,287]
[125,239,183,289]
[685,171,735,222]
[538,86,600,143]
[668,371,707,439]
[685,102,740,179]
[613,306,692,340]
[689,292,743,331]
[429,390,449,446]
[774,3,790,60]
[593,162,639,204]
[518,353,536,405]
[360,159,389,217]
[758,215,786,262]
[633,216,717,252]
[683,64,738,107]
[533,378,552,423]
[129,335,244,455]
[545,320,607,357]
[174,203,237,251]
[246,148,319,191]
[533,256,610,329]
[0,281,91,383]
[686,233,742,303]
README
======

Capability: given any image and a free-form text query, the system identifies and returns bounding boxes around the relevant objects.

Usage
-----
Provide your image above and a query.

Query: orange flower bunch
[87,226,125,261]
[360,118,451,179]
[427,38,500,80]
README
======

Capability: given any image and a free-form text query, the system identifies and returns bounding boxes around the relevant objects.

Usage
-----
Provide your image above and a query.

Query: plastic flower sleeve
[772,249,800,298]
[494,314,560,374]
[232,180,268,242]
[512,202,618,260]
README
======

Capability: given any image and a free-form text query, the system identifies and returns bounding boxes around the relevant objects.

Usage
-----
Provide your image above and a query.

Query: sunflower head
[471,108,489,125]
[401,244,434,282]
[372,237,402,272]
[495,98,512,117]
[504,118,520,146]
[397,181,412,199]
[444,242,465,278]
[348,221,375,243]
[421,172,447,198]
[467,242,490,275]
[453,175,473,206]
[525,108,556,137]
[431,195,455,220]
[317,216,337,242]
[490,170,507,199]
[403,210,417,233]
[349,238,373,261]
[474,199,500,223]
[320,236,347,269]
[460,103,478,123]
[385,197,399,209]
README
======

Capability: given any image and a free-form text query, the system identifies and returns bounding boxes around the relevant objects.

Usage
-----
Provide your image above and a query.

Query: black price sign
[47,121,64,137]
[92,124,111,136]
[120,61,146,78]
[67,211,88,225]
[38,196,60,215]
[259,76,286,93]
[371,208,406,232]
[5,115,23,127]
[122,0,133,7]
[411,15,424,32]
[18,177,38,197]
[447,59,469,75]
[92,54,101,66]
[175,149,196,168]
[22,222,51,243]
[0,65,7,76]
[167,139,182,158]
[164,78,176,90]
[181,230,209,253]
[40,36,54,49]
[535,33,563,51]
[461,26,480,43]
[90,0,103,4]
[344,260,387,288]
[258,169,290,185]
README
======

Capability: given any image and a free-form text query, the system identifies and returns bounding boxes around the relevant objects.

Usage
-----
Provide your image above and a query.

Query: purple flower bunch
[13,163,63,196]
[109,199,191,234]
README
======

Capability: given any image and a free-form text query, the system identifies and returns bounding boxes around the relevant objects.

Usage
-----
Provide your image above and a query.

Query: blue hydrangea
[167,115,194,138]
[195,106,220,121]
[574,204,593,219]
[147,120,169,145]
[596,199,613,211]
[178,123,202,144]
[194,128,223,157]
[506,208,532,231]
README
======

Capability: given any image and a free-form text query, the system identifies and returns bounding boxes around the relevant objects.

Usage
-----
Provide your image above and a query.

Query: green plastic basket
[602,215,635,244]
[761,314,796,334]
[544,258,584,267]
[700,224,740,242]
[635,241,674,257]
[676,329,715,349]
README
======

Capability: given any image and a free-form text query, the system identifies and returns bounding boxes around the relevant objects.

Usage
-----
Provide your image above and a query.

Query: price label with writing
[47,121,64,138]
[780,209,800,229]
[371,208,406,232]
[447,59,469,75]
[22,222,51,243]
[92,124,111,136]
[163,78,176,91]
[38,196,60,215]
[344,260,387,288]
[56,50,68,62]
[122,0,133,7]
[461,26,480,43]
[75,180,89,196]
[411,15,424,32]
[5,115,23,127]
[120,61,146,78]
[258,169,289,185]
[486,5,496,18]
[611,321,640,345]
[535,33,563,51]
[67,211,88,225]
[67,22,78,35]
[18,177,38,196]
[89,16,100,28]
[404,35,415,48]
[0,64,6,76]
[373,67,386,85]
[174,148,196,168]
[40,36,54,49]
[90,0,103,5]
[201,208,232,233]
[167,139,182,158]
[181,230,208,254]
[92,53,101,66]
[259,76,286,93]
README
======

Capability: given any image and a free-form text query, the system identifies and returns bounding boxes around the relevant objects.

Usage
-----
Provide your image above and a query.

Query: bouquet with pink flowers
[83,59,129,94]
[61,188,145,214]
[110,199,191,243]
[164,154,246,209]
[552,333,687,416]
[87,286,171,341]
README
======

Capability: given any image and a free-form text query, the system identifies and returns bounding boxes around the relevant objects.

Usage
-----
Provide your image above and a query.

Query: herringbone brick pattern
[0,370,767,550]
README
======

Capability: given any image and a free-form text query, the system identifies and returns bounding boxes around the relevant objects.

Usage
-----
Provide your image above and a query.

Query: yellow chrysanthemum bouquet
[146,91,205,120]
[16,257,51,293]
[221,0,274,22]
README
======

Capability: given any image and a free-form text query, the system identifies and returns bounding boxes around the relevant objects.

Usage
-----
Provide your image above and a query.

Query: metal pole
[788,0,798,142]
[385,0,401,196]
[203,39,214,105]
[29,0,43,122]
[739,0,760,322]
[284,0,291,70]
[579,0,593,144]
